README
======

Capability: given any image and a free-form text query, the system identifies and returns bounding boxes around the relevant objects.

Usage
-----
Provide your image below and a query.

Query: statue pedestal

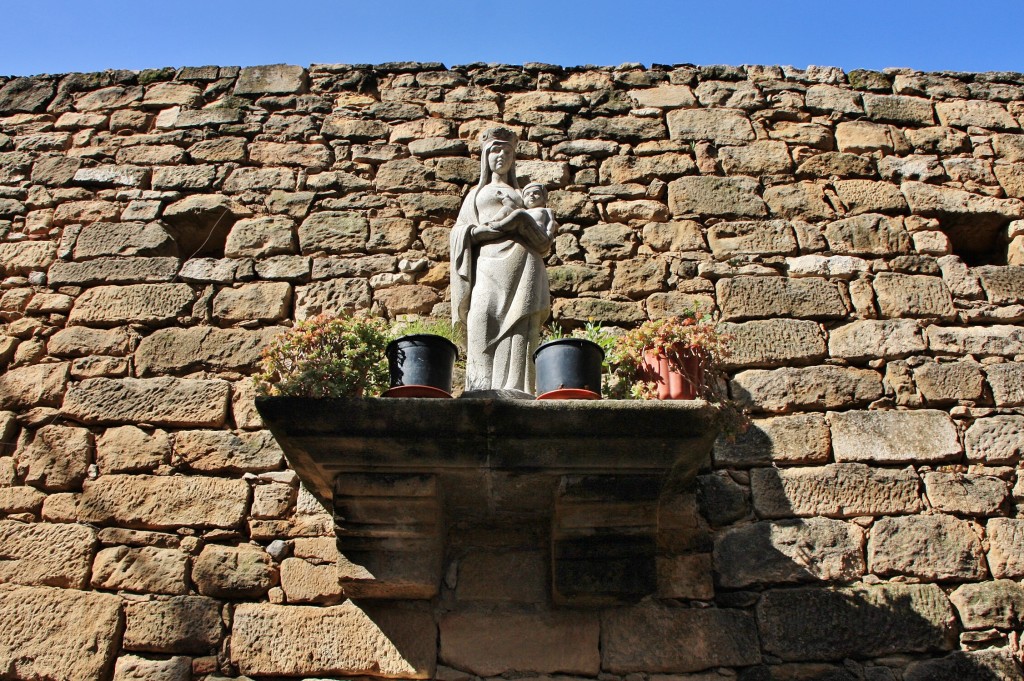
[256,397,721,606]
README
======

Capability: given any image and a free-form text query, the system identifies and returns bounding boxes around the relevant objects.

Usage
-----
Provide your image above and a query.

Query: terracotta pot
[641,346,704,400]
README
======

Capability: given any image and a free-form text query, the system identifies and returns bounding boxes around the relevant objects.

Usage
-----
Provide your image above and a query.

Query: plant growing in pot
[384,318,462,398]
[534,321,618,399]
[254,312,391,398]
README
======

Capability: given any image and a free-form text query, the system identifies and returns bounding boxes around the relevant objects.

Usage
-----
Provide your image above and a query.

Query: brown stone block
[751,463,922,519]
[79,474,249,530]
[828,409,962,464]
[0,520,96,588]
[91,545,188,595]
[868,515,987,581]
[68,283,195,327]
[192,544,275,598]
[987,518,1024,578]
[717,276,847,322]
[731,365,882,413]
[63,377,230,427]
[0,362,69,411]
[17,423,92,491]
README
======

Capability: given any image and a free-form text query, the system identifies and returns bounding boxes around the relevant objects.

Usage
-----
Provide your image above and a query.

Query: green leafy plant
[391,317,465,347]
[255,312,391,398]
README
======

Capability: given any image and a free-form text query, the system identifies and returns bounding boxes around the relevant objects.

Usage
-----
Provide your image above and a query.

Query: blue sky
[2,1,1022,77]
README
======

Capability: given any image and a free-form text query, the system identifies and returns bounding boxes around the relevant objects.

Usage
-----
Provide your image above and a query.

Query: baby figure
[521,182,557,241]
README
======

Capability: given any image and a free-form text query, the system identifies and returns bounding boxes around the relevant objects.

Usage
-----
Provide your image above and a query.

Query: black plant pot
[384,334,459,398]
[533,338,604,400]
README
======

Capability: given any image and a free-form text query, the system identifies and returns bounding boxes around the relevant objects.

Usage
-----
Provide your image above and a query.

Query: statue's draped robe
[451,186,550,392]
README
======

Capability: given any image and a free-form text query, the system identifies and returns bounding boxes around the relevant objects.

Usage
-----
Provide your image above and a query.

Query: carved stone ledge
[256,397,721,606]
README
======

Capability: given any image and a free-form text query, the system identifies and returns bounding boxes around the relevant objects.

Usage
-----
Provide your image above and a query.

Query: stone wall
[1,61,1024,680]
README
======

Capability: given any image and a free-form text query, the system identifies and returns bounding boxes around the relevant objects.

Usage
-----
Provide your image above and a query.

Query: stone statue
[450,127,557,395]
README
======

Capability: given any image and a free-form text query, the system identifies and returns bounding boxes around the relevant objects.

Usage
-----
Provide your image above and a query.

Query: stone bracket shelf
[256,397,721,606]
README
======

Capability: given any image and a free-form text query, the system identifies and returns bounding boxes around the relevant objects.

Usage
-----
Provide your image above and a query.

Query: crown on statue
[481,126,518,146]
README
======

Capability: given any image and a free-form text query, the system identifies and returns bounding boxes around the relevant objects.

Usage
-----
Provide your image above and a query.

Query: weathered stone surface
[193,544,275,598]
[223,166,295,192]
[79,474,248,529]
[235,64,308,95]
[828,409,961,464]
[757,584,956,661]
[666,108,755,145]
[233,601,436,678]
[250,141,331,168]
[718,319,826,369]
[601,601,759,674]
[69,283,195,327]
[902,180,1024,221]
[669,176,768,218]
[552,297,645,325]
[751,464,921,518]
[950,580,1024,630]
[279,557,343,603]
[731,366,883,413]
[113,655,191,681]
[965,416,1024,465]
[173,429,282,474]
[0,241,56,274]
[714,413,830,468]
[579,223,636,259]
[600,153,696,184]
[299,211,369,254]
[74,222,176,259]
[19,424,92,490]
[987,363,1024,407]
[988,519,1024,578]
[828,319,926,361]
[824,214,910,254]
[835,121,898,154]
[914,360,985,403]
[707,220,797,259]
[904,650,1024,681]
[123,595,222,654]
[924,471,1009,516]
[212,282,291,324]
[873,272,956,320]
[189,136,247,162]
[718,276,846,321]
[53,199,121,225]
[568,116,666,142]
[862,93,935,125]
[91,545,188,594]
[0,586,122,681]
[74,165,150,188]
[0,78,55,113]
[63,377,229,427]
[294,278,372,318]
[927,324,1024,357]
[136,326,281,376]
[719,140,793,175]
[151,164,216,190]
[0,362,69,410]
[48,256,180,286]
[976,265,1024,305]
[868,515,986,581]
[714,518,865,588]
[764,182,836,221]
[96,425,170,473]
[936,100,1019,130]
[0,520,95,588]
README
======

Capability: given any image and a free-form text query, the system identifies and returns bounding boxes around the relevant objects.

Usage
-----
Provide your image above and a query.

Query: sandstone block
[835,121,897,154]
[828,319,926,361]
[368,217,416,253]
[74,165,150,188]
[989,518,1024,578]
[123,595,222,654]
[234,64,308,95]
[713,412,830,468]
[136,326,281,376]
[936,100,1019,131]
[600,153,696,184]
[249,141,331,168]
[48,256,180,286]
[53,199,121,225]
[924,471,1009,516]
[666,108,755,145]
[280,557,344,604]
[873,272,956,320]
[579,223,636,259]
[173,429,282,473]
[0,586,122,681]
[547,264,611,294]
[757,584,956,661]
[828,409,961,464]
[233,601,436,678]
[718,319,826,369]
[0,362,69,410]
[824,214,911,254]
[567,116,667,142]
[19,424,92,491]
[714,518,865,588]
[987,363,1024,406]
[731,366,882,413]
[902,180,1024,221]
[965,416,1024,465]
[976,265,1024,305]
[718,140,793,175]
[74,222,175,259]
[299,211,369,254]
[212,282,291,324]
[868,515,986,581]
[113,655,191,681]
[927,324,1024,357]
[375,158,432,192]
[188,136,247,162]
[950,580,1024,630]
[374,284,442,315]
[646,292,715,318]
[0,520,95,588]
[322,115,391,140]
[552,297,645,325]
[751,463,921,518]
[79,474,248,529]
[68,283,195,327]
[193,544,275,598]
[904,649,1024,681]
[91,545,188,594]
[718,276,846,322]
[96,425,171,473]
[151,164,216,190]
[63,377,229,427]
[0,78,54,113]
[914,360,985,403]
[707,220,797,259]
[294,278,372,319]
[805,84,863,115]
[0,241,56,274]
[668,176,768,219]
[601,601,759,673]
[764,182,836,221]
[43,326,128,358]
[0,487,45,514]
[862,93,935,125]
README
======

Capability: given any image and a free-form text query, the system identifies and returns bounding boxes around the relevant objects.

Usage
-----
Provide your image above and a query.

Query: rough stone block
[950,580,1024,630]
[233,601,436,678]
[707,220,797,259]
[68,283,195,327]
[294,278,372,319]
[600,153,696,184]
[717,276,846,321]
[914,360,985,403]
[902,180,1023,221]
[64,377,229,427]
[718,319,826,369]
[764,182,836,221]
[135,326,281,376]
[927,324,1024,357]
[713,412,830,468]
[828,409,961,464]
[96,425,170,473]
[579,223,636,259]
[987,363,1024,407]
[234,64,308,95]
[824,214,910,255]
[873,272,956,320]
[79,474,248,529]
[757,584,957,661]
[666,108,755,145]
[212,282,291,324]
[280,557,344,604]
[935,99,1019,130]
[925,472,1009,516]
[862,93,935,125]
[193,544,275,598]
[249,141,331,168]
[91,545,188,594]
[18,424,92,491]
[668,176,768,219]
[868,515,986,581]
[48,257,180,286]
[988,518,1024,578]
[835,121,897,154]
[173,429,282,474]
[719,140,793,175]
[0,586,122,681]
[904,650,1024,681]
[0,241,56,274]
[751,463,921,518]
[123,595,222,654]
[601,601,759,673]
[731,366,883,413]
[0,520,95,588]
[714,518,865,588]
[299,211,369,254]
[965,415,1024,465]
[113,655,191,681]
[828,319,926,361]
[73,222,175,259]
[976,265,1024,305]
[0,362,69,410]
[456,550,547,603]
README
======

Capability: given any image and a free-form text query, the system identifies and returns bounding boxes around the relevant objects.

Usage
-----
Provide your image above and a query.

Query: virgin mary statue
[450,126,554,394]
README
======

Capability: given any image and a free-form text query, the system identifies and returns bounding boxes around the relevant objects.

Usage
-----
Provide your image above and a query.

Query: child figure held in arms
[484,182,557,252]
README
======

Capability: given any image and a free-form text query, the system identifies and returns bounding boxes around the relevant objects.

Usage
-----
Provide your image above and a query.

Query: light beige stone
[835,121,897,154]
[732,366,882,413]
[225,215,296,258]
[135,326,281,376]
[965,416,1024,465]
[862,93,934,125]
[986,363,1024,406]
[914,360,985,403]
[829,409,961,464]
[0,362,69,410]
[927,324,1024,357]
[717,276,846,321]
[579,223,636,260]
[91,545,188,594]
[901,180,1024,221]
[0,520,95,588]
[47,327,131,359]
[0,241,56,274]
[764,182,836,221]
[718,140,793,175]
[193,544,275,598]
[123,595,222,654]
[64,376,229,427]
[212,282,291,324]
[751,463,922,518]
[668,176,768,218]
[234,64,307,95]
[113,655,191,681]
[924,472,1008,516]
[69,283,195,327]
[233,601,436,678]
[873,272,955,320]
[869,515,986,581]
[707,220,797,259]
[96,426,170,473]
[600,153,696,184]
[713,412,831,468]
[666,108,754,145]
[828,319,925,361]
[976,265,1024,305]
[988,518,1024,578]
[718,319,826,369]
[18,424,92,491]
[249,141,331,168]
[294,278,372,319]
[936,100,1019,130]
[79,474,248,529]
[280,557,344,604]
[824,214,911,255]
[0,586,121,681]
[173,429,282,473]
